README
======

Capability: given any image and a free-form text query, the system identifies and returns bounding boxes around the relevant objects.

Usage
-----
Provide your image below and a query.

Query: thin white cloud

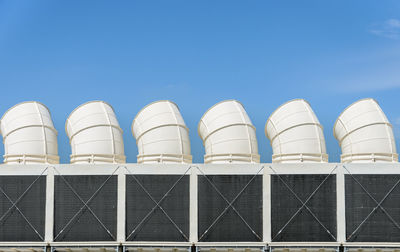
[327,68,400,93]
[369,19,400,39]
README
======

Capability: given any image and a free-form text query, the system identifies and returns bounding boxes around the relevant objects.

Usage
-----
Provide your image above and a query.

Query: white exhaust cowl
[0,101,59,164]
[132,100,192,164]
[265,99,328,163]
[66,101,126,164]
[198,100,260,164]
[334,98,398,163]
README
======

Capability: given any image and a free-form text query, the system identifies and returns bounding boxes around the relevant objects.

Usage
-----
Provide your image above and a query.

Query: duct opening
[66,101,126,164]
[132,100,192,164]
[198,100,260,164]
[265,99,328,163]
[334,98,398,163]
[0,101,59,164]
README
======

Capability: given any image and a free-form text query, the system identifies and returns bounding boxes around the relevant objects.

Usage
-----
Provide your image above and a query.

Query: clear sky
[0,1,400,163]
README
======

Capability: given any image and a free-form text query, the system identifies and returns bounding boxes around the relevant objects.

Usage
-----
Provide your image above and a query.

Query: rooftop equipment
[0,101,59,164]
[265,99,328,163]
[334,98,398,163]
[66,101,126,164]
[198,100,260,164]
[132,100,192,163]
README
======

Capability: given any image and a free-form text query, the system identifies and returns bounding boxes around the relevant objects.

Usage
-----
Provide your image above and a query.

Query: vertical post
[337,165,346,243]
[189,165,198,243]
[117,166,126,243]
[263,166,271,243]
[45,166,55,243]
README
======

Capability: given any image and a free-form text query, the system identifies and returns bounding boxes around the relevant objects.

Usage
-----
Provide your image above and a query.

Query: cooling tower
[334,98,398,163]
[132,100,192,164]
[0,101,59,164]
[198,100,260,164]
[265,99,328,163]
[66,101,126,164]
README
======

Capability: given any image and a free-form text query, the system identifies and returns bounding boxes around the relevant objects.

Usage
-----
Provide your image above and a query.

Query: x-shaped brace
[0,167,48,240]
[343,165,400,241]
[198,166,264,241]
[270,165,337,241]
[125,166,191,241]
[54,167,119,241]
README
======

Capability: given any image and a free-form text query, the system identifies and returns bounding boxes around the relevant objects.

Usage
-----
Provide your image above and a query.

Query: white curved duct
[334,98,398,163]
[132,100,192,164]
[66,101,126,164]
[0,101,59,164]
[265,99,328,163]
[198,100,260,164]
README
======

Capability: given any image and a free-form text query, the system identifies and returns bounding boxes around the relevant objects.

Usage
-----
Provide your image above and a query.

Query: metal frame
[197,166,264,242]
[53,166,119,241]
[125,166,191,242]
[269,165,337,242]
[0,163,398,249]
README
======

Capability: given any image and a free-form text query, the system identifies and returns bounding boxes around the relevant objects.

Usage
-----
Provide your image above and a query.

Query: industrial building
[0,99,398,252]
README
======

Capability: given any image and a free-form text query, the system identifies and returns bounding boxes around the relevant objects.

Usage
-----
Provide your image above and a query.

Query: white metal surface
[132,100,192,164]
[198,100,260,164]
[0,101,59,164]
[66,101,126,164]
[0,163,397,247]
[265,99,328,163]
[334,98,398,163]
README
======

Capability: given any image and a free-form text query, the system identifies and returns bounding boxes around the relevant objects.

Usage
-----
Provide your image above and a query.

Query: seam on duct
[333,98,377,130]
[267,118,283,156]
[132,100,181,123]
[206,137,257,147]
[201,123,256,143]
[274,137,326,145]
[197,99,246,138]
[34,102,48,156]
[265,98,312,126]
[66,111,118,136]
[101,101,116,156]
[376,101,395,154]
[168,101,184,155]
[64,100,116,135]
[304,100,323,154]
[337,122,393,146]
[140,138,190,146]
[67,124,123,142]
[0,101,52,121]
[234,101,253,156]
[133,124,189,144]
[2,125,58,140]
[132,110,189,139]
[269,122,323,143]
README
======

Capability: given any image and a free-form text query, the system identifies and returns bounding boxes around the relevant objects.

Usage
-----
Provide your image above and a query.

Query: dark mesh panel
[0,176,46,241]
[54,175,117,241]
[345,175,400,242]
[198,175,262,242]
[271,174,336,242]
[126,175,189,241]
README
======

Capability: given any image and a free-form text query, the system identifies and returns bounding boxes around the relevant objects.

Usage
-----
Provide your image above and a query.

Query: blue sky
[0,1,400,163]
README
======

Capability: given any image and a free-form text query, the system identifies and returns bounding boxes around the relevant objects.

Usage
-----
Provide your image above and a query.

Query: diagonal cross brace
[125,166,191,241]
[198,167,264,241]
[343,165,400,241]
[0,167,48,240]
[197,166,263,241]
[270,165,337,241]
[54,167,119,241]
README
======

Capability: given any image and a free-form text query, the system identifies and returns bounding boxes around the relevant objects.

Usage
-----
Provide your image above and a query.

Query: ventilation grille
[198,175,262,242]
[54,175,117,241]
[345,174,400,242]
[271,174,337,242]
[126,175,190,241]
